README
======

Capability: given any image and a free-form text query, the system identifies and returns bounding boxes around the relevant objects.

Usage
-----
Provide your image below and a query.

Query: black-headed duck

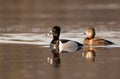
[50,26,83,53]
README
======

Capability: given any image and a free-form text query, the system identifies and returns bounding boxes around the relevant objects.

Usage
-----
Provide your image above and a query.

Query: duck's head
[52,26,61,37]
[86,27,95,39]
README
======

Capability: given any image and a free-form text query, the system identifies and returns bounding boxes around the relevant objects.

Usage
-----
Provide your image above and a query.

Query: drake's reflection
[49,44,82,67]
[82,47,96,62]
[48,48,61,68]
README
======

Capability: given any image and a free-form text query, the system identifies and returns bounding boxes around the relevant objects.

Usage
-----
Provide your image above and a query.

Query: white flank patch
[59,40,78,53]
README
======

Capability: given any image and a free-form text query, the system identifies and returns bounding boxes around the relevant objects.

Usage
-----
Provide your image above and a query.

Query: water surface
[0,31,120,79]
[0,0,120,79]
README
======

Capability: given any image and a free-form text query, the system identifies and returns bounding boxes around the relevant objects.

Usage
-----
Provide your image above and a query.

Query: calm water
[0,0,120,79]
[0,44,120,79]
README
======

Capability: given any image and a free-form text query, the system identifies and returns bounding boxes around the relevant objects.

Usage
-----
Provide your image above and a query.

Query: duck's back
[60,39,83,46]
[84,38,114,46]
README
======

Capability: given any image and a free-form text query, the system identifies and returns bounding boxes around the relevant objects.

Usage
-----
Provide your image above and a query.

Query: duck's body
[83,27,114,46]
[59,39,83,52]
[84,38,114,46]
[50,26,83,53]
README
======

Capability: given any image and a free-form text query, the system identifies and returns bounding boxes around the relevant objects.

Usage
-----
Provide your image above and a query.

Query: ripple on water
[0,32,120,48]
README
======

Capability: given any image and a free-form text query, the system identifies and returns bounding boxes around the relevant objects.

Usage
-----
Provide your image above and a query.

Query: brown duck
[83,27,114,46]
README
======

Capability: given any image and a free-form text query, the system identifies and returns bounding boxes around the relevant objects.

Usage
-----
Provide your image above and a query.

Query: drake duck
[83,27,114,46]
[50,26,83,53]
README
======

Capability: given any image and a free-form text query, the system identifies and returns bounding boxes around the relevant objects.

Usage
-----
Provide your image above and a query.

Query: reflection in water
[47,47,61,68]
[0,42,120,79]
[48,41,82,67]
[49,44,120,66]
[82,47,107,62]
[82,47,96,62]
[50,48,61,68]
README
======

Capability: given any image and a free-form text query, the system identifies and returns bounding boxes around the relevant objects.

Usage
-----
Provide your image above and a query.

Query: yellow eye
[53,29,56,31]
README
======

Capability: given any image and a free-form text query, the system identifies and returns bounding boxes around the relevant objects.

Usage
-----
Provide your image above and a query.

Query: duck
[50,26,83,53]
[83,27,114,46]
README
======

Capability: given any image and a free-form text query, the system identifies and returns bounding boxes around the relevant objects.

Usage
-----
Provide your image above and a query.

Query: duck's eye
[53,29,56,31]
[87,30,90,33]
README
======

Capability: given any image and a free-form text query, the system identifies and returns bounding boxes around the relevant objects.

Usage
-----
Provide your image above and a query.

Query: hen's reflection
[82,47,96,62]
